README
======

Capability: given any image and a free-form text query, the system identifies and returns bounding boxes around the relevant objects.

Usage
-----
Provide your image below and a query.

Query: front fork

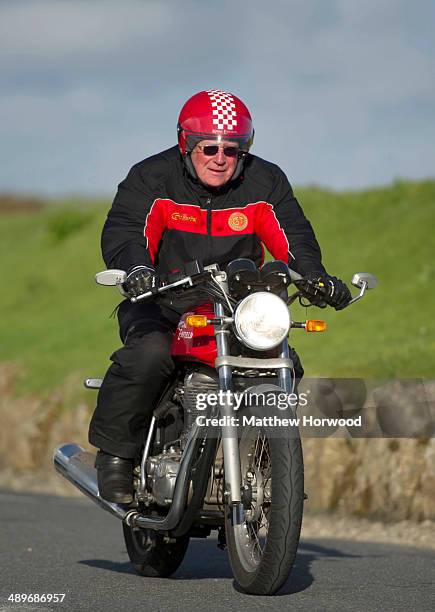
[214,303,294,519]
[214,303,242,509]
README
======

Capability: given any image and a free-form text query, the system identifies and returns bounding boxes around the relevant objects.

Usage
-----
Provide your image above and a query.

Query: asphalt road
[1,490,434,612]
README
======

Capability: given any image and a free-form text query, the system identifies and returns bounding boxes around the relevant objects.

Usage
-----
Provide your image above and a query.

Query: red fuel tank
[171,304,217,367]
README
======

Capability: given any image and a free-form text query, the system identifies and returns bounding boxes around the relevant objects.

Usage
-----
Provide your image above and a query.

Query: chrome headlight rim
[234,292,290,351]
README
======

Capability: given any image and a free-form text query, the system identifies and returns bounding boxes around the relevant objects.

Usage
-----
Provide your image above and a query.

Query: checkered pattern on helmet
[206,90,238,131]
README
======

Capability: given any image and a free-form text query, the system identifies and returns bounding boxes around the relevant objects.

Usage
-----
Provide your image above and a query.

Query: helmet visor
[184,131,253,153]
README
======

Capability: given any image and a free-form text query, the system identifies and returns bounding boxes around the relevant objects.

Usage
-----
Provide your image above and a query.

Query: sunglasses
[196,144,241,158]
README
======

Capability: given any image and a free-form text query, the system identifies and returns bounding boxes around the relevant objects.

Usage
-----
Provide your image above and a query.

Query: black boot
[95,450,134,504]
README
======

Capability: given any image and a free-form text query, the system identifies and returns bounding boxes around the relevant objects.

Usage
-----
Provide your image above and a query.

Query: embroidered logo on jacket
[171,212,198,223]
[228,212,248,231]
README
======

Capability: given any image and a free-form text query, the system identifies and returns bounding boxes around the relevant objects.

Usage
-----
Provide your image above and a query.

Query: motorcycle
[54,259,376,595]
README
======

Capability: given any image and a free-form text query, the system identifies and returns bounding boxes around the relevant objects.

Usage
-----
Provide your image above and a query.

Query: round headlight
[234,292,290,350]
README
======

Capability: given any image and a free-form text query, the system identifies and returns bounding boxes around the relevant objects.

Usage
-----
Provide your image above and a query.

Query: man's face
[190,140,239,188]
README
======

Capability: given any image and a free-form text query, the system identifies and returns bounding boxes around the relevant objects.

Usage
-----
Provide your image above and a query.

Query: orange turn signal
[185,315,208,328]
[305,319,327,332]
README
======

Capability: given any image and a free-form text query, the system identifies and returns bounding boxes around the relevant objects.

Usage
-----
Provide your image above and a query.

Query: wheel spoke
[236,431,272,568]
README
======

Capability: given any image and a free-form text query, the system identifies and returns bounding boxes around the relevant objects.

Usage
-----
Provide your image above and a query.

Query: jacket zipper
[205,196,212,264]
[205,196,212,234]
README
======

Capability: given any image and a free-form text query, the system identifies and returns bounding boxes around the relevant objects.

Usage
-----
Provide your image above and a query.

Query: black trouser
[88,300,180,458]
[88,299,304,459]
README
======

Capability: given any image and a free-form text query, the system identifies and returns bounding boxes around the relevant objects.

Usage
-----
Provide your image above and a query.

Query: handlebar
[131,264,305,304]
[94,264,376,309]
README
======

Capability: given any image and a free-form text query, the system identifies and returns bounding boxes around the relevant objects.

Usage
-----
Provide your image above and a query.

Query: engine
[182,369,219,431]
[146,447,182,506]
[145,370,219,507]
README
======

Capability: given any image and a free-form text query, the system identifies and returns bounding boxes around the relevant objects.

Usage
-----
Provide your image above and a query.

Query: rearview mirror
[95,269,126,286]
[351,272,377,290]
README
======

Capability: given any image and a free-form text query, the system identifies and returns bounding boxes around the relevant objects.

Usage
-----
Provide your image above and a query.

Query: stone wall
[1,365,434,520]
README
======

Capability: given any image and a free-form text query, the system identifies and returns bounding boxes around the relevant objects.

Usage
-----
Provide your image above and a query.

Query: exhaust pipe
[54,430,202,531]
[53,444,133,522]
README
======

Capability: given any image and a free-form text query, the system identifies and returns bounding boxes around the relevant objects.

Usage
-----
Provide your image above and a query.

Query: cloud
[0,1,172,59]
[0,0,434,193]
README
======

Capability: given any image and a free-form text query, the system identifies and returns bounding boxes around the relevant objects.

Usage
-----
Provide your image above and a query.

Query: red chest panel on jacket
[144,198,290,266]
[171,304,217,367]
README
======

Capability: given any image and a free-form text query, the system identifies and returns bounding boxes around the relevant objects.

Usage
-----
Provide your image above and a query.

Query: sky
[1,0,434,195]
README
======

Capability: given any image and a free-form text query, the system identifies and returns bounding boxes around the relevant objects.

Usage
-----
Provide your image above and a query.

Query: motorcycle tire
[224,422,304,595]
[122,523,190,577]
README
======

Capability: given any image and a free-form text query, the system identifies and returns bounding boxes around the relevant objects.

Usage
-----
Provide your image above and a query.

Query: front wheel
[122,523,190,577]
[225,424,304,595]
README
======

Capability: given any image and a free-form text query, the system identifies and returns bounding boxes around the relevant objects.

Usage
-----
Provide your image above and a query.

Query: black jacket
[102,146,326,277]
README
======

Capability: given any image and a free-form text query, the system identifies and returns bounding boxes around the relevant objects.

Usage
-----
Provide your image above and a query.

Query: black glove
[123,265,157,298]
[296,272,351,311]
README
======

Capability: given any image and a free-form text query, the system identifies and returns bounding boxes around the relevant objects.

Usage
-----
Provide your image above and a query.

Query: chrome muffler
[53,443,133,522]
[53,433,201,532]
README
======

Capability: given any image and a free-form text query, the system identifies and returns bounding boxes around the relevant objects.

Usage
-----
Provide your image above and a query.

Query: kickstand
[217,527,227,550]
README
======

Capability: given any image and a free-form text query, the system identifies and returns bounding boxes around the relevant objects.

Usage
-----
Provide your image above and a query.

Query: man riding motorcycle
[88,89,351,504]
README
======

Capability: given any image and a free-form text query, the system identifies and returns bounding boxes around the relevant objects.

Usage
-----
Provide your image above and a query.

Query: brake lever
[293,277,329,307]
[130,276,194,303]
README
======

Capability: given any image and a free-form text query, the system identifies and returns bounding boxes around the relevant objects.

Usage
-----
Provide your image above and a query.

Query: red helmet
[177,90,254,156]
